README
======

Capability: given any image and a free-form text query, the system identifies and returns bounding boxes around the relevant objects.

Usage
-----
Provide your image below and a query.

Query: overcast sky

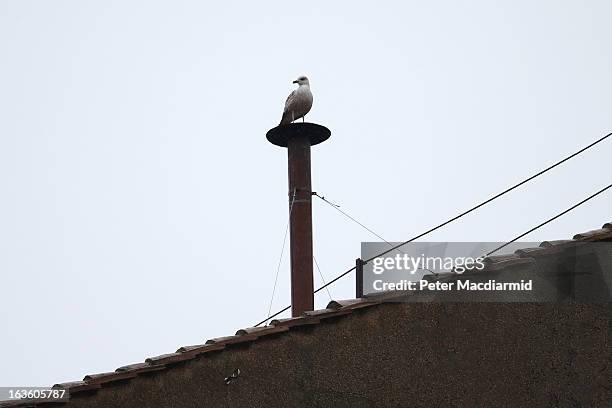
[0,0,610,387]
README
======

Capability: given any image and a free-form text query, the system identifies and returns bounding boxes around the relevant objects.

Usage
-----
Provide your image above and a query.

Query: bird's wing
[283,90,296,113]
[279,90,296,124]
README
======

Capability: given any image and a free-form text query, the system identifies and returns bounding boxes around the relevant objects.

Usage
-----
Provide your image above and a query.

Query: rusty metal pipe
[266,123,331,317]
[287,134,314,316]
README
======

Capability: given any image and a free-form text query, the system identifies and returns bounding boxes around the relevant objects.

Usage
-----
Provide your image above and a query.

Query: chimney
[266,123,331,317]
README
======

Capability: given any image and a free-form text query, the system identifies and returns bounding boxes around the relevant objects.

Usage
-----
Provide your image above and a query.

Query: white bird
[279,75,313,125]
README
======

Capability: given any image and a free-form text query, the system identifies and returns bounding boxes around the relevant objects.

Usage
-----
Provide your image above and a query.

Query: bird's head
[292,76,309,86]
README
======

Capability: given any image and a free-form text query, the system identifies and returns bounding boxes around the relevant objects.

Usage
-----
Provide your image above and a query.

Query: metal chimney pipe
[287,134,314,316]
[266,123,331,317]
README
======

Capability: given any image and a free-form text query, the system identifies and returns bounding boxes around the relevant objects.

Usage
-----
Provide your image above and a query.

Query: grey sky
[0,0,610,386]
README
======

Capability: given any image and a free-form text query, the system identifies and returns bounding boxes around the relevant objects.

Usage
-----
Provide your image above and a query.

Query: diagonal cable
[313,192,413,259]
[313,192,392,244]
[486,183,612,256]
[266,189,297,320]
[313,256,333,301]
[364,131,612,263]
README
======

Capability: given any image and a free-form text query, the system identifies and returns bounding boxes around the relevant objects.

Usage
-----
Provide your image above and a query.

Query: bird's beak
[292,80,299,84]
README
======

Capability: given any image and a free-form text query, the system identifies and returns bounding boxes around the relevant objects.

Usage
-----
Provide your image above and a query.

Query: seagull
[279,75,313,125]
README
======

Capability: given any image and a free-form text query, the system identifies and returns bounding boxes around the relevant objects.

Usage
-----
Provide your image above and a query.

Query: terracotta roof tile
[270,316,321,328]
[303,308,351,317]
[480,254,535,271]
[83,370,137,384]
[514,246,551,258]
[421,272,457,282]
[539,239,575,248]
[326,299,377,310]
[573,228,612,240]
[175,343,225,354]
[51,381,85,390]
[145,352,184,365]
[204,334,258,347]
[115,362,149,372]
[174,344,205,353]
[114,362,166,376]
[143,350,211,367]
[235,325,289,337]
[364,290,411,302]
[53,380,101,393]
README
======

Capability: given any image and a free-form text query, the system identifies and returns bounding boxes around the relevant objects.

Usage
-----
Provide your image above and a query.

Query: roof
[1,221,611,407]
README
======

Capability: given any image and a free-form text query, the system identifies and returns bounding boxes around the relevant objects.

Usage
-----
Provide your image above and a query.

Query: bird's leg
[302,116,305,123]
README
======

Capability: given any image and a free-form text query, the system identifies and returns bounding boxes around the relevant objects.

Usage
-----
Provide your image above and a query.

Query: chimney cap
[266,122,331,148]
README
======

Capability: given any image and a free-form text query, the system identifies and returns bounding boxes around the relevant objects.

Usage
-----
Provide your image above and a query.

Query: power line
[364,131,612,263]
[255,304,291,327]
[486,183,612,256]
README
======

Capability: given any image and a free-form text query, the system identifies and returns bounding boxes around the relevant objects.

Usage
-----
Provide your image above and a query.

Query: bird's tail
[279,110,291,125]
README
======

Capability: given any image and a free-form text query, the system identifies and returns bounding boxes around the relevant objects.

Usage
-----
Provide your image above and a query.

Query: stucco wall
[65,302,610,408]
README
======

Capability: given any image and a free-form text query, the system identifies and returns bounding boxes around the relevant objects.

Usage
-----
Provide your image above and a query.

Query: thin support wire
[313,256,333,301]
[313,192,392,244]
[266,189,297,320]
